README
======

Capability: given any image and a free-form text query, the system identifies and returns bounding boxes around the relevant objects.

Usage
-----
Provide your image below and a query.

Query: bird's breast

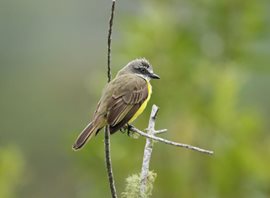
[128,80,152,123]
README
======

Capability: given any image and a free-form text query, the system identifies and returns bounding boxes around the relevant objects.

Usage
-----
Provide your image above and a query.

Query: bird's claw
[120,124,135,137]
[120,127,126,133]
[127,124,134,136]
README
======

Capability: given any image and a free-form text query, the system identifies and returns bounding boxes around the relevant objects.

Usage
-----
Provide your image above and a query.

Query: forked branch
[137,105,213,197]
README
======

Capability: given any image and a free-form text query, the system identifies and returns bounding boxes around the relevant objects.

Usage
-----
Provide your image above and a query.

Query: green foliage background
[0,0,270,197]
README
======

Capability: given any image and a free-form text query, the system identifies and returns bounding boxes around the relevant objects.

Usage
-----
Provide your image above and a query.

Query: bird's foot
[127,124,140,139]
[127,124,134,136]
[120,124,139,139]
[120,126,127,133]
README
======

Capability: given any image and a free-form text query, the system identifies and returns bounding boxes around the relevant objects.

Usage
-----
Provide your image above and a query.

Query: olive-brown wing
[107,80,148,133]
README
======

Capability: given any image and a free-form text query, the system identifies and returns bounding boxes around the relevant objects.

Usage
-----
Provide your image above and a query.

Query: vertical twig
[105,0,117,198]
[140,105,159,197]
[105,126,117,198]
[107,0,115,83]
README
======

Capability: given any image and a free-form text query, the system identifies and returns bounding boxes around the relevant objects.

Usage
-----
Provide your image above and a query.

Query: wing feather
[107,77,148,133]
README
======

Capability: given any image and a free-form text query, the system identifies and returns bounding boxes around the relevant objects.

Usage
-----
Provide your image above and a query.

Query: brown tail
[72,121,101,151]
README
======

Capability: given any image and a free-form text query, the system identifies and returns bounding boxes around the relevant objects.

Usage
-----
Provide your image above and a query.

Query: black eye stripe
[139,67,147,72]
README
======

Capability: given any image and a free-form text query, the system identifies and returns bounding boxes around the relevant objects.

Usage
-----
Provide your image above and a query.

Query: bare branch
[139,105,213,197]
[154,129,167,134]
[107,0,116,83]
[104,126,117,198]
[130,113,214,155]
[105,0,117,198]
[140,105,159,196]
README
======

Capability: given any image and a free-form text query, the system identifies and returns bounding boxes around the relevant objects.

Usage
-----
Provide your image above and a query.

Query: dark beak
[149,72,160,79]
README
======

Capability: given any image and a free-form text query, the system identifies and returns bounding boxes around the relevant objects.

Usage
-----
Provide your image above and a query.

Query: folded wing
[107,77,148,133]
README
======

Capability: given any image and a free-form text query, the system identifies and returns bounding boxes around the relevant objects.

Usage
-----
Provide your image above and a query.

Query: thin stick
[105,0,117,197]
[140,105,159,197]
[105,126,117,198]
[130,125,214,155]
[107,0,116,83]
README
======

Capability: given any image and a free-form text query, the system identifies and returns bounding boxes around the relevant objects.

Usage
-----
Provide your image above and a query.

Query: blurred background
[1,0,270,197]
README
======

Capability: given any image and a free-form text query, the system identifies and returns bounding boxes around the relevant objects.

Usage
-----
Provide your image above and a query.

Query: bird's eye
[139,67,147,73]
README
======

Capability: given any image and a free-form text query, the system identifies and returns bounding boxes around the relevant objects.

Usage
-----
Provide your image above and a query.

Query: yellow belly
[128,81,152,123]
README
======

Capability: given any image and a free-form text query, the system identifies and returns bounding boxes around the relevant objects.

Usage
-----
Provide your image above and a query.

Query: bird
[72,58,160,150]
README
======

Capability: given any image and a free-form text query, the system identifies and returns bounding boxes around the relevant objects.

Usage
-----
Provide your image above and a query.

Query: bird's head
[117,58,160,80]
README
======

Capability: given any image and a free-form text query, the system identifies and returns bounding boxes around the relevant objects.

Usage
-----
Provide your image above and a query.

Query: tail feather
[72,121,100,150]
